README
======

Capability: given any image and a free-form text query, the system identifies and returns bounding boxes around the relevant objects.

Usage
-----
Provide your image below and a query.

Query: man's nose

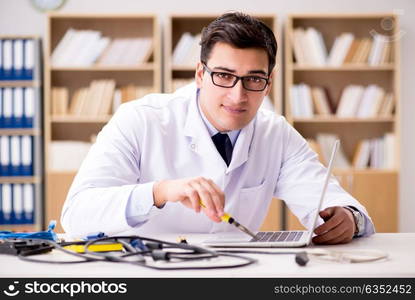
[227,79,247,103]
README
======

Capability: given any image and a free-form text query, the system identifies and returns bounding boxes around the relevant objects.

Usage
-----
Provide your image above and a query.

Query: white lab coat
[61,83,374,238]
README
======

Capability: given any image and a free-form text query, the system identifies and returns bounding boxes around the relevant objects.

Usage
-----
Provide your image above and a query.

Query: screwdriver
[200,201,257,240]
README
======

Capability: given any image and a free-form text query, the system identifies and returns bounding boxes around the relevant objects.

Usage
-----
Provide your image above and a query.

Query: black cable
[83,235,257,270]
[17,239,103,264]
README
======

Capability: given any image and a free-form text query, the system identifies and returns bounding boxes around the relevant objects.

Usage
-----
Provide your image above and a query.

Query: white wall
[1,0,414,231]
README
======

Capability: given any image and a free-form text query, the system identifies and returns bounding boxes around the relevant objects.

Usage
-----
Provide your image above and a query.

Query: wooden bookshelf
[45,14,161,232]
[0,36,43,232]
[164,14,282,114]
[285,14,400,232]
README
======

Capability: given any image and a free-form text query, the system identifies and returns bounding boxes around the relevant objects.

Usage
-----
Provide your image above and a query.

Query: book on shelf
[352,133,396,169]
[336,85,365,118]
[310,86,332,116]
[51,87,69,115]
[350,38,372,64]
[336,84,393,118]
[290,83,313,118]
[316,133,351,169]
[51,28,153,67]
[368,33,391,66]
[55,81,154,118]
[172,32,201,66]
[327,33,354,67]
[290,83,394,120]
[291,28,392,66]
[97,38,153,66]
[49,140,92,171]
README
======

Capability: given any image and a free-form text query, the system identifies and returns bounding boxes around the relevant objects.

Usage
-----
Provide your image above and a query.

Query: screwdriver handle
[199,201,232,223]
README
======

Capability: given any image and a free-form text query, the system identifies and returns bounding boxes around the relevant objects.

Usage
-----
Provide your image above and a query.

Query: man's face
[196,42,272,132]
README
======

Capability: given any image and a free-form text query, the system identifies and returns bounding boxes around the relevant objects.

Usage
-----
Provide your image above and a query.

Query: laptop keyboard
[250,231,304,242]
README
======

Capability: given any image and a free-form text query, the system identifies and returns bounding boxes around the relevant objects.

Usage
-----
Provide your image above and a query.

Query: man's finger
[313,221,348,244]
[314,211,343,235]
[199,178,224,216]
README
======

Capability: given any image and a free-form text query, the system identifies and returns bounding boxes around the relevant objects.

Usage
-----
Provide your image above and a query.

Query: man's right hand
[153,177,225,222]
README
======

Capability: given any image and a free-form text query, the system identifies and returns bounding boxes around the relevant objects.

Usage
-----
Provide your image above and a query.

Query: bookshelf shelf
[0,81,41,87]
[51,115,112,123]
[293,117,395,123]
[45,14,161,232]
[51,64,155,71]
[333,168,398,175]
[0,177,41,184]
[0,224,40,231]
[171,66,198,71]
[0,129,41,136]
[285,13,400,232]
[293,64,394,71]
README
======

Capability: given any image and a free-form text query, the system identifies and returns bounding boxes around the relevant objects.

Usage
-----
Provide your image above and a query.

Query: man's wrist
[344,206,364,237]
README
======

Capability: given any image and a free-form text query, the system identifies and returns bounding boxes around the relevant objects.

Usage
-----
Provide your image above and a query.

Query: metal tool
[200,202,257,240]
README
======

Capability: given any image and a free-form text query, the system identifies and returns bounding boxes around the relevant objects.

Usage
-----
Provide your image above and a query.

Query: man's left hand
[312,206,356,245]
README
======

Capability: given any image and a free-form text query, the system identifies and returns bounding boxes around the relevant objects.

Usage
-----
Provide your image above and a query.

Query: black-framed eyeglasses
[202,62,269,92]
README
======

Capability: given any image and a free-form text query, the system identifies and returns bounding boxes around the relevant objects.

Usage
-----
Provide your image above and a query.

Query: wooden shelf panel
[0,176,41,184]
[0,128,41,135]
[333,168,398,175]
[293,117,395,123]
[172,66,197,71]
[51,115,112,123]
[0,80,40,87]
[292,64,394,71]
[0,224,40,231]
[51,64,155,71]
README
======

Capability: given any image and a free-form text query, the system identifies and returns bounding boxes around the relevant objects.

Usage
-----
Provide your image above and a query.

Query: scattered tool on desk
[0,220,58,241]
[199,201,257,240]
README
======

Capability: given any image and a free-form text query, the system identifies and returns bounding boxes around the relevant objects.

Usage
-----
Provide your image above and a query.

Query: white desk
[1,233,414,278]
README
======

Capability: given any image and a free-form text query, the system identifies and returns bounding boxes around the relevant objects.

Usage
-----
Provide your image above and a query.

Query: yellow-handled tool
[200,201,257,239]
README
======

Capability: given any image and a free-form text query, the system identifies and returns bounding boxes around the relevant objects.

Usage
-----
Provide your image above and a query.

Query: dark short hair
[200,12,278,75]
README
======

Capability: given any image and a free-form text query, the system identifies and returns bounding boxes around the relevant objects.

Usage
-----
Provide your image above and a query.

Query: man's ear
[195,62,204,88]
[264,71,274,97]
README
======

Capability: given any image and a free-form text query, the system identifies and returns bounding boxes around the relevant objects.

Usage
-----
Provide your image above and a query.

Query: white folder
[3,88,12,127]
[24,39,34,79]
[0,135,10,176]
[10,136,21,176]
[23,183,34,223]
[14,39,24,79]
[24,87,35,128]
[14,87,24,127]
[21,135,33,175]
[13,184,23,223]
[2,183,12,223]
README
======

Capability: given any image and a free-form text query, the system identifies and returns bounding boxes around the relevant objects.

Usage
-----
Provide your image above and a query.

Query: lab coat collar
[183,86,255,173]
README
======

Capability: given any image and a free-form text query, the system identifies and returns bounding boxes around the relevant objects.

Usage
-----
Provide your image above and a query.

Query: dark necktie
[212,132,233,166]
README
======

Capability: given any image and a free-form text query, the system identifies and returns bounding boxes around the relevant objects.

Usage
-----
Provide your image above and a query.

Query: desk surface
[1,233,414,278]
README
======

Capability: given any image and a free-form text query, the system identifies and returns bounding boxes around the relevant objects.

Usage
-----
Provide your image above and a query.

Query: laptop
[204,139,339,248]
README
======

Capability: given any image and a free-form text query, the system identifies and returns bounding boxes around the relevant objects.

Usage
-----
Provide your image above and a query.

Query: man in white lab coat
[61,12,374,244]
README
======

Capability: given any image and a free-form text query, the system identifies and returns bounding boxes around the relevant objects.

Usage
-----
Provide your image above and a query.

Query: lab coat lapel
[226,117,255,173]
[183,93,225,165]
